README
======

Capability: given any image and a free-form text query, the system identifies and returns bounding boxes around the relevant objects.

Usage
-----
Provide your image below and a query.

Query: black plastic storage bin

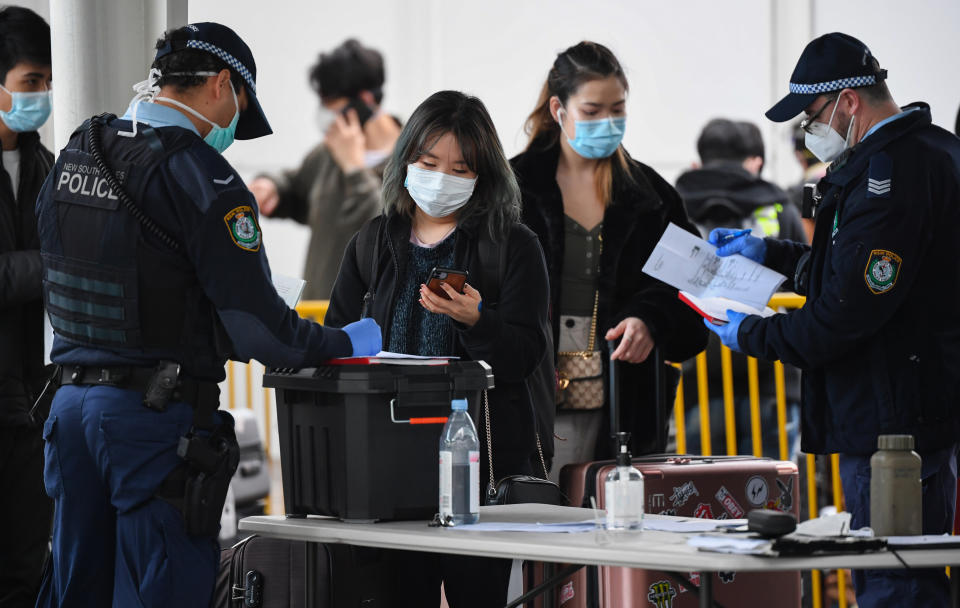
[265,360,493,521]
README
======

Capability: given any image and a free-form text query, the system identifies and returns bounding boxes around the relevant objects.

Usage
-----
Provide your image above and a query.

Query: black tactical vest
[37,115,223,374]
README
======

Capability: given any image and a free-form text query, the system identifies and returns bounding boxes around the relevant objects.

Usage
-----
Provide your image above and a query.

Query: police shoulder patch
[864,249,901,294]
[224,205,262,252]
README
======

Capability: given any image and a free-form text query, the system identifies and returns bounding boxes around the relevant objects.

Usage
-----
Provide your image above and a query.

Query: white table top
[239,504,960,573]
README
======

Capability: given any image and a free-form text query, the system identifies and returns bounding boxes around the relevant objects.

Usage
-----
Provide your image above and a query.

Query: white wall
[181,0,960,279]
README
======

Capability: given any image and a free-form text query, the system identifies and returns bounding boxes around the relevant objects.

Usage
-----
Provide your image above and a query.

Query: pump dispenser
[605,432,644,530]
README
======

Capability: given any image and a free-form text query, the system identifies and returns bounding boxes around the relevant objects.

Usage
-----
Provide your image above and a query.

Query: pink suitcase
[546,455,800,607]
[523,349,801,607]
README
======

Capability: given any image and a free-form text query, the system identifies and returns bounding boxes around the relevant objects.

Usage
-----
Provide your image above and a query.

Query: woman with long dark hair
[326,90,551,607]
[512,41,707,473]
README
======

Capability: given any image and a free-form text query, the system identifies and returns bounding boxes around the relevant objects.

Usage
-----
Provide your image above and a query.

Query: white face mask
[404,164,477,218]
[804,98,856,163]
[316,106,337,134]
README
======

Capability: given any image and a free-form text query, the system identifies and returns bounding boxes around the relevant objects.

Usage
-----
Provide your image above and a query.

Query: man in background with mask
[249,38,401,300]
[34,23,379,607]
[0,7,54,607]
[704,32,960,608]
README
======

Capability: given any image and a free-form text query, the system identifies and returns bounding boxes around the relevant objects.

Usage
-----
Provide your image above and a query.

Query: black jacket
[1,131,54,427]
[675,161,806,242]
[512,142,709,456]
[740,103,960,455]
[325,212,551,481]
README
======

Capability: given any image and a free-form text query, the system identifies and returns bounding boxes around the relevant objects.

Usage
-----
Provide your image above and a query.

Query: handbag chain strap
[483,389,550,491]
[558,235,601,357]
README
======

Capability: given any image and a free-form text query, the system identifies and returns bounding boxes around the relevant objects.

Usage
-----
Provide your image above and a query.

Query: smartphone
[426,267,468,300]
[342,97,374,127]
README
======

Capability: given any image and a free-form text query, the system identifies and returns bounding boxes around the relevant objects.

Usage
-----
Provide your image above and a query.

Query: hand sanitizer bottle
[605,432,644,530]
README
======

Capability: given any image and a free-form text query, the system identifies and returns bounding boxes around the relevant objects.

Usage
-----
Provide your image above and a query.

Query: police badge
[864,249,901,294]
[224,205,262,252]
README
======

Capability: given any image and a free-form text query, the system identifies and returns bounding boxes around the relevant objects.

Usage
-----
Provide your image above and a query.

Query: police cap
[766,32,887,123]
[155,22,272,140]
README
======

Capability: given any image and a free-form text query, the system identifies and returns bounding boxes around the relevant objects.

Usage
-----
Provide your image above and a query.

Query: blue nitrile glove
[703,310,748,353]
[708,228,766,263]
[342,318,382,356]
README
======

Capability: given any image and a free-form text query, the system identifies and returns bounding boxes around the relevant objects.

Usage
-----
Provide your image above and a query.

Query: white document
[687,534,774,555]
[642,517,747,533]
[450,520,598,533]
[642,224,786,311]
[272,274,306,308]
[373,351,457,360]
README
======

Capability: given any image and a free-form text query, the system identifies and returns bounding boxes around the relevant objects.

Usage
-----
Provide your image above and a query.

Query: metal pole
[699,572,713,608]
[49,0,188,153]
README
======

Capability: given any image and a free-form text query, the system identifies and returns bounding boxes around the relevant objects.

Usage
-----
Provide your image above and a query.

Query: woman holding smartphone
[512,41,708,473]
[325,90,551,607]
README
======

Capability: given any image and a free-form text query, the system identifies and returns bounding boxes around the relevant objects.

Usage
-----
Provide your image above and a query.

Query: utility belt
[55,362,218,417]
[55,361,239,537]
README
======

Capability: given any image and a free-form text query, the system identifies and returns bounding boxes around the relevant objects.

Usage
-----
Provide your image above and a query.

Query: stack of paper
[326,351,459,366]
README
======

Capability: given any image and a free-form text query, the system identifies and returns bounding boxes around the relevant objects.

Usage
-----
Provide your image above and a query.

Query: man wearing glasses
[704,32,960,608]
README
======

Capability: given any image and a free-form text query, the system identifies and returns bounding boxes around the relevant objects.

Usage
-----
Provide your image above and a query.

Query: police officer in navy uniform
[34,23,380,607]
[705,33,960,607]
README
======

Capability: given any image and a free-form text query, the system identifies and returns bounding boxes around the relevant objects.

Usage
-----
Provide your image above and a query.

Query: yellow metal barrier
[673,292,850,607]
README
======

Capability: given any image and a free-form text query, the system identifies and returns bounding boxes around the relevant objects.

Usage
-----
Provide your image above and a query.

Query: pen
[719,228,751,244]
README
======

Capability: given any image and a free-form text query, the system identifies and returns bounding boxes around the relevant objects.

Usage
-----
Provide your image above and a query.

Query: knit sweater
[388,233,457,356]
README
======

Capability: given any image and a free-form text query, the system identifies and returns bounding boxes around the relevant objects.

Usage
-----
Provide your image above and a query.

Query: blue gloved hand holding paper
[703,309,748,352]
[342,317,382,356]
[708,228,766,263]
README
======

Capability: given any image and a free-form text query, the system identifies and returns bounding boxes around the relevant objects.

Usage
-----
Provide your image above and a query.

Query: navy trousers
[839,445,958,608]
[35,385,220,608]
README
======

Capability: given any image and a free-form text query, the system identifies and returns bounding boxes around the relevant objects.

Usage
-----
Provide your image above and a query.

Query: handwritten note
[642,224,786,310]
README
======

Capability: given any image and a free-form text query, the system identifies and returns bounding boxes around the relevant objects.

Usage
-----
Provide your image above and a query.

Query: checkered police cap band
[789,74,878,95]
[185,40,256,93]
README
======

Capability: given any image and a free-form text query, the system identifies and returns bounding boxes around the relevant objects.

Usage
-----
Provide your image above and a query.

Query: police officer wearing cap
[34,23,381,607]
[704,33,960,607]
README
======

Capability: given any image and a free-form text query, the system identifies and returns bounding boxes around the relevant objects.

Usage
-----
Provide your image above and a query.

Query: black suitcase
[213,535,389,608]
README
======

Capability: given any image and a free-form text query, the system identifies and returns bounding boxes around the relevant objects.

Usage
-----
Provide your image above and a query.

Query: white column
[766,0,814,187]
[49,0,188,152]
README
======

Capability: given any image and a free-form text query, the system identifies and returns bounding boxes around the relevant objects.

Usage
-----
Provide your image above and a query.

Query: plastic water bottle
[439,398,480,525]
[605,432,644,530]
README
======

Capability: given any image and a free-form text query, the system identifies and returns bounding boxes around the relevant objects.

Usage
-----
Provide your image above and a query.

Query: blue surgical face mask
[156,79,239,154]
[404,164,477,218]
[0,83,51,132]
[558,108,626,159]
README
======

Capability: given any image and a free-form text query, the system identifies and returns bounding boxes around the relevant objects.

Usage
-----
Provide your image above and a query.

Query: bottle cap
[877,434,914,450]
[451,398,468,411]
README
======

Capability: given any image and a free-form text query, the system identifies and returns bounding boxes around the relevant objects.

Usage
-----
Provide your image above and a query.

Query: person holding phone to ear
[325,90,552,608]
[248,39,401,300]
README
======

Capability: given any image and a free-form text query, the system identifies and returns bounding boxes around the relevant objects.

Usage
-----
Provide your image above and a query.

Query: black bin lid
[263,359,494,394]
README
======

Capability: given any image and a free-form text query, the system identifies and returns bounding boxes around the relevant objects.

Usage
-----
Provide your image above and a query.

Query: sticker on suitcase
[649,493,667,510]
[693,502,714,519]
[559,581,575,605]
[669,481,699,507]
[680,571,737,594]
[647,580,678,607]
[764,478,794,512]
[746,475,769,506]
[715,485,745,518]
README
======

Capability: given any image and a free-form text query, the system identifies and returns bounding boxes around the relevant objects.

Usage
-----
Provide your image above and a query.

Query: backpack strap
[355,214,385,318]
